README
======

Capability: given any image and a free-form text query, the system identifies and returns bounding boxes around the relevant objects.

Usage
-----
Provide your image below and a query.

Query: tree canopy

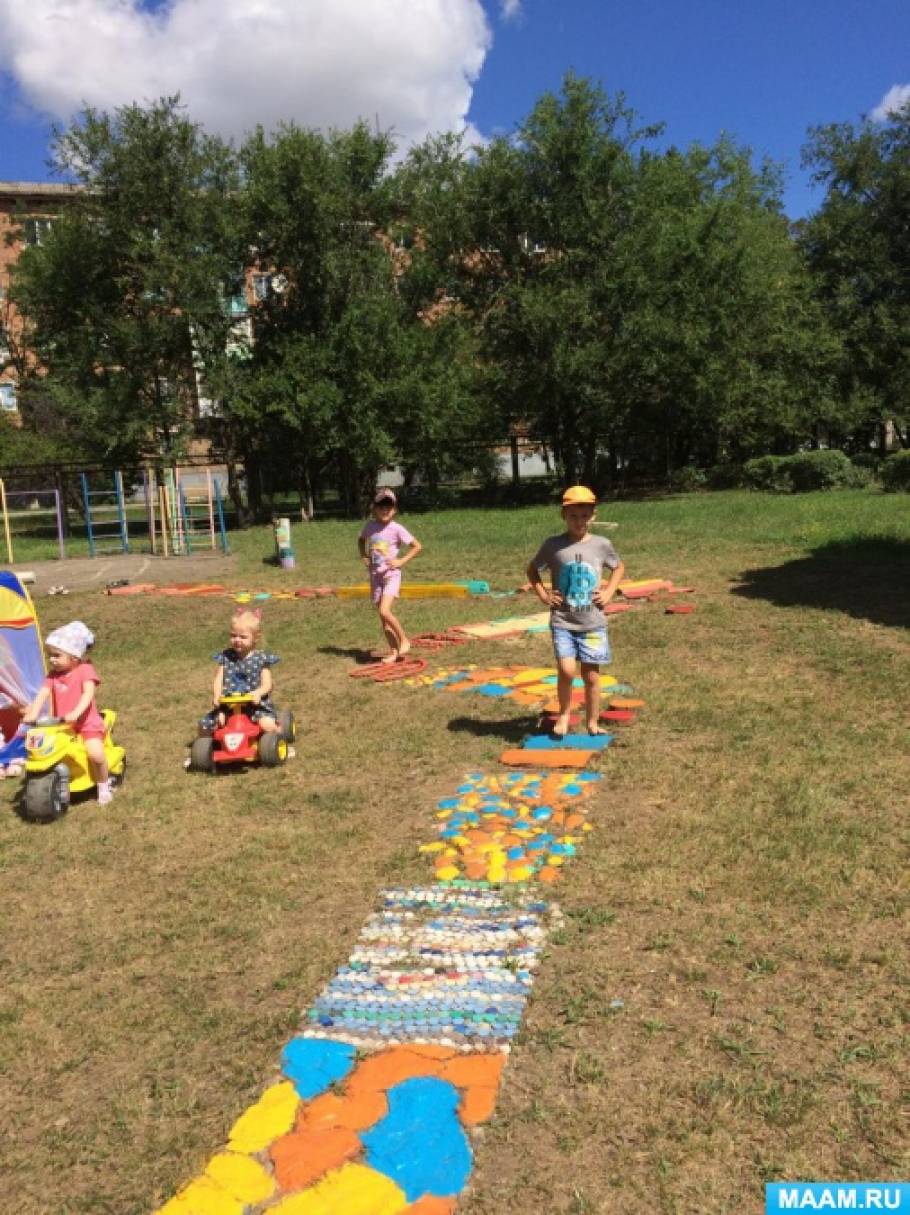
[7,78,905,509]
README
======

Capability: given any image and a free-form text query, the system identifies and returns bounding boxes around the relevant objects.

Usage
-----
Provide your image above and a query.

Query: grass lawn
[0,490,907,1214]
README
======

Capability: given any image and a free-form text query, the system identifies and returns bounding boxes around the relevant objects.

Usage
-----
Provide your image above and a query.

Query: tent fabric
[0,572,45,765]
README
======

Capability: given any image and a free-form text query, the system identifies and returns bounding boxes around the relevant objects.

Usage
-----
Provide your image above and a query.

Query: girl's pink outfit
[359,520,416,604]
[43,662,105,738]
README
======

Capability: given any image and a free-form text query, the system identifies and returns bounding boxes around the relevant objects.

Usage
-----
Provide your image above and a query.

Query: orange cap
[561,485,597,506]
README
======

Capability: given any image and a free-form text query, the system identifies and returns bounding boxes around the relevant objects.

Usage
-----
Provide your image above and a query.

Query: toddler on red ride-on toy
[191,609,294,772]
[198,608,283,737]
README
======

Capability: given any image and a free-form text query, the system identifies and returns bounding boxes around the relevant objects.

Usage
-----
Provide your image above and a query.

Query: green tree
[454,74,656,484]
[801,101,910,449]
[614,139,839,472]
[10,97,243,464]
[225,121,484,514]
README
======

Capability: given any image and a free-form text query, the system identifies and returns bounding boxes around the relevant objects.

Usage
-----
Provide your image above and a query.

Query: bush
[786,449,864,492]
[668,465,707,492]
[881,449,910,492]
[744,450,872,493]
[707,461,745,489]
[743,455,793,492]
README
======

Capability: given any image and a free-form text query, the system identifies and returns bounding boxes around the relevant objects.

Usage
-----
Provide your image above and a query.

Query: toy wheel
[259,733,288,767]
[24,764,69,821]
[189,737,215,773]
[277,709,296,742]
[110,759,127,788]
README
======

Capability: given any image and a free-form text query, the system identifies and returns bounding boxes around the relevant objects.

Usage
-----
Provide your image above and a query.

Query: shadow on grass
[318,644,378,664]
[732,536,910,629]
[446,714,537,744]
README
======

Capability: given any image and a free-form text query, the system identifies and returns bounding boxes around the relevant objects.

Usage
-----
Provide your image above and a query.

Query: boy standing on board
[527,485,625,737]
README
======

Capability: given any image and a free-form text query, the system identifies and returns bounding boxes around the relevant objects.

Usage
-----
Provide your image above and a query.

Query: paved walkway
[6,551,238,596]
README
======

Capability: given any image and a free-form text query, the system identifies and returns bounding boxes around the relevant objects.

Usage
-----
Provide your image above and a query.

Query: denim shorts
[551,625,611,665]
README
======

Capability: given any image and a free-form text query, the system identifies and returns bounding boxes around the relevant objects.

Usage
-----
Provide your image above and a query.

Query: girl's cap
[373,488,397,505]
[562,485,597,505]
[46,620,94,658]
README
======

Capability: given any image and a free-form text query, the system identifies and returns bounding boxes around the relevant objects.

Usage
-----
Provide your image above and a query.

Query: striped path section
[154,664,642,1214]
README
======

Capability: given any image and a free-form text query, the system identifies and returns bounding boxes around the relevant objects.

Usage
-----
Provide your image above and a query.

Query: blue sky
[1,0,908,219]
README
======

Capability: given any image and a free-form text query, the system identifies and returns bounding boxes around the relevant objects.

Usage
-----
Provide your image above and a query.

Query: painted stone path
[155,663,642,1214]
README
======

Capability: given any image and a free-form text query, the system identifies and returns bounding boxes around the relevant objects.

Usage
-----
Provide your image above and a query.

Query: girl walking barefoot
[358,489,422,663]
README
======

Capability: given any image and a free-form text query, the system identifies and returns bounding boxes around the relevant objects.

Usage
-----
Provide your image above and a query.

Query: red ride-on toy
[188,693,295,773]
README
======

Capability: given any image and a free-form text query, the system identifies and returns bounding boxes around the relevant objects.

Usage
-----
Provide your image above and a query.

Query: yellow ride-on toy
[23,711,126,821]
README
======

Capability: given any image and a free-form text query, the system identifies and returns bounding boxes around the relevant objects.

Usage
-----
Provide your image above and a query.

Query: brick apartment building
[0,181,83,418]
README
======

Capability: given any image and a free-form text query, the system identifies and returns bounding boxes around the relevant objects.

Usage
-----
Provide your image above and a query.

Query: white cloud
[499,0,522,20]
[0,0,492,151]
[871,83,910,122]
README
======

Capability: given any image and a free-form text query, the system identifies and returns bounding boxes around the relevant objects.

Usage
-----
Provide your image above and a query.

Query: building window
[0,384,18,412]
[24,218,53,246]
[253,273,271,302]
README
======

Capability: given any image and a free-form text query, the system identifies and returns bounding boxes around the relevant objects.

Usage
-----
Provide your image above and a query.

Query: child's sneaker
[97,780,114,806]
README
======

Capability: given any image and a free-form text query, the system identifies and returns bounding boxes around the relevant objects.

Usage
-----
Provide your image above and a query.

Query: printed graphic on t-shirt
[559,555,599,609]
[369,539,391,569]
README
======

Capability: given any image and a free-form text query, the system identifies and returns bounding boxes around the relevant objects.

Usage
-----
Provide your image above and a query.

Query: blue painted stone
[523,733,613,751]
[281,1038,355,1099]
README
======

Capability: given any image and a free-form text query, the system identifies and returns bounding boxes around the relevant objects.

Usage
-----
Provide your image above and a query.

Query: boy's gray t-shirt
[530,533,622,631]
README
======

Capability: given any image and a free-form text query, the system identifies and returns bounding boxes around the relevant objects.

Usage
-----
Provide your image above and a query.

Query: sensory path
[154,658,642,1215]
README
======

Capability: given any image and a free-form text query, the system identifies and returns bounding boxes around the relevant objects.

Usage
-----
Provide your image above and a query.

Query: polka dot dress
[200,648,280,728]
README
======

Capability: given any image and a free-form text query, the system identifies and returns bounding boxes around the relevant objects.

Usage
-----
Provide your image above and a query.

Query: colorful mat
[155,886,554,1215]
[156,653,643,1213]
[421,770,599,885]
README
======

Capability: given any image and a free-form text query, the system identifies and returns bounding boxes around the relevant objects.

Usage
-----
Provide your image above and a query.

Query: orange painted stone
[500,748,598,768]
[537,866,560,882]
[404,1197,458,1215]
[459,1085,500,1126]
[270,1125,361,1192]
[403,1044,457,1061]
[464,862,487,880]
[564,813,585,829]
[540,774,574,802]
[303,1088,388,1132]
[441,1053,505,1089]
[345,1047,443,1095]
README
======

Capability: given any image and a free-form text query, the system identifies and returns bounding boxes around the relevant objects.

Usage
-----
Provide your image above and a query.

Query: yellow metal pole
[0,479,13,564]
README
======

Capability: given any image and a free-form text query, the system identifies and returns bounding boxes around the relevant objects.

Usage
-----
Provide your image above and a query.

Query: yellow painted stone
[487,866,506,884]
[419,842,446,853]
[205,1153,274,1205]
[155,1176,242,1215]
[582,823,594,832]
[450,834,469,846]
[436,865,461,880]
[508,866,533,882]
[269,1163,407,1215]
[547,855,565,867]
[227,1081,299,1154]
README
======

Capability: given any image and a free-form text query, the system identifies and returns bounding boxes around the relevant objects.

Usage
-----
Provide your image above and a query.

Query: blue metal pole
[80,472,95,558]
[115,470,130,553]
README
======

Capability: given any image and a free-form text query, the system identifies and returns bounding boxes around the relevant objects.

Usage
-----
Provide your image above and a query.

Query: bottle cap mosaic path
[154,653,643,1214]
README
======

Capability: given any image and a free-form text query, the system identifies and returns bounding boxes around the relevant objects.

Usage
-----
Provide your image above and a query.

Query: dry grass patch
[0,491,907,1213]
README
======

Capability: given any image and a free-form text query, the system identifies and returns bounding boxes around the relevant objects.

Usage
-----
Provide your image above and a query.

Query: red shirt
[43,662,105,735]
